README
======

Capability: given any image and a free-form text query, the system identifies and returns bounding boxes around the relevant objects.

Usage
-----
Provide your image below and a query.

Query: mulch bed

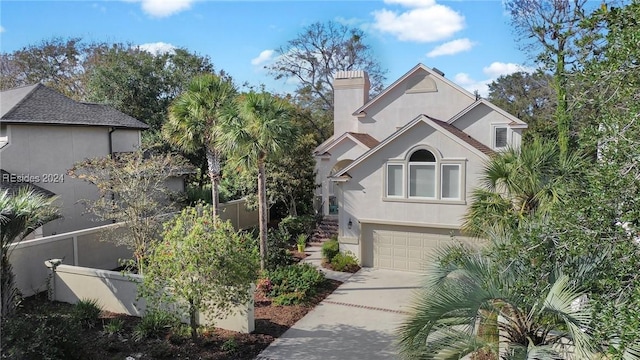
[11,278,342,360]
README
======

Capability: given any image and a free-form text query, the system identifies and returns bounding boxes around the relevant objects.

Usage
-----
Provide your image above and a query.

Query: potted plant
[296,234,308,253]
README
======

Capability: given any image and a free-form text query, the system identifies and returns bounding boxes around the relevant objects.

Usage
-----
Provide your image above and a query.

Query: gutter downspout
[108,127,116,156]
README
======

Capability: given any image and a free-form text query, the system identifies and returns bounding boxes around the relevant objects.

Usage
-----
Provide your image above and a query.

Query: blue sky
[0,0,533,96]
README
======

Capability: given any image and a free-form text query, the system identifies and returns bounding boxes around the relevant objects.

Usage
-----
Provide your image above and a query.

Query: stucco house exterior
[0,83,149,236]
[315,64,527,272]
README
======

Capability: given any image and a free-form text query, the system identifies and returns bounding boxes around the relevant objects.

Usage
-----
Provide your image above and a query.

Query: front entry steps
[309,217,338,246]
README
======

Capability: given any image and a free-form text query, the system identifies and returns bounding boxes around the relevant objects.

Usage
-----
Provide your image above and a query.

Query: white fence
[9,198,258,297]
[46,261,254,333]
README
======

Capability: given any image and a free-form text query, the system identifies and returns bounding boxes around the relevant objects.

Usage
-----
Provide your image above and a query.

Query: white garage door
[370,226,477,272]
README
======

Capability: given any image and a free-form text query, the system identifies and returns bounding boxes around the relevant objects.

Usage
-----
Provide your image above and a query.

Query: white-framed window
[385,148,464,202]
[386,163,404,197]
[441,164,461,200]
[493,126,509,149]
[408,149,436,199]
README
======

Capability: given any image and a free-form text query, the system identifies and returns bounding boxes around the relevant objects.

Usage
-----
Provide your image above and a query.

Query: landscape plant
[398,246,599,360]
[163,73,237,218]
[321,238,340,263]
[0,188,59,320]
[68,150,187,274]
[72,298,102,329]
[264,263,325,305]
[329,251,359,272]
[218,91,297,271]
[140,204,259,340]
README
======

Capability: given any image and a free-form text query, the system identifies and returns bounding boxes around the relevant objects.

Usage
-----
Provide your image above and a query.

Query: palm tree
[218,92,296,271]
[1,189,59,319]
[163,73,236,218]
[397,246,599,360]
[462,139,583,238]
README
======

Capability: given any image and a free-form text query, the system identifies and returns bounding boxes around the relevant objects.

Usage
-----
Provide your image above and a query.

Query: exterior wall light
[348,219,353,229]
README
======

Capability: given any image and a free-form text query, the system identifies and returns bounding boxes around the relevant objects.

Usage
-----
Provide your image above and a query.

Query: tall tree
[219,92,297,271]
[504,0,598,155]
[267,21,386,140]
[0,37,94,99]
[1,189,59,319]
[163,73,236,219]
[487,71,557,142]
[85,45,215,131]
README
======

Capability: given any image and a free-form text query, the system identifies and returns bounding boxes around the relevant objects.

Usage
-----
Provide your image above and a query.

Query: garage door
[366,225,478,272]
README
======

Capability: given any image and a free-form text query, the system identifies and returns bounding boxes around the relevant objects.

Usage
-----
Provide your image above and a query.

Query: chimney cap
[432,67,445,77]
[334,70,368,80]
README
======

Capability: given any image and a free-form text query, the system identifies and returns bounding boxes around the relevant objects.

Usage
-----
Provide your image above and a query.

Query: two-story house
[315,64,527,272]
[1,84,149,236]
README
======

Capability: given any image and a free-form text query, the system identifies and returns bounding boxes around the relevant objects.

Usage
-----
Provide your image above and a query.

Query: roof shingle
[1,84,149,129]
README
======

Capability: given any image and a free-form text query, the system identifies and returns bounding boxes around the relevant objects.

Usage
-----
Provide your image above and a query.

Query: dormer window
[493,126,508,149]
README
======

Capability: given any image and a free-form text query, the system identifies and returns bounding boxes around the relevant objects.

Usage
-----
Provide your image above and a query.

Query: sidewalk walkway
[256,252,422,360]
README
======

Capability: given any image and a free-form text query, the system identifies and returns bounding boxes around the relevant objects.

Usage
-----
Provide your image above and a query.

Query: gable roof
[334,115,492,178]
[314,132,379,155]
[448,98,528,127]
[351,63,476,117]
[0,169,56,198]
[1,84,149,129]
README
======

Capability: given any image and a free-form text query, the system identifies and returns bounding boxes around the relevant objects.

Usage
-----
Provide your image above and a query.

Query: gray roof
[0,169,56,198]
[1,84,149,129]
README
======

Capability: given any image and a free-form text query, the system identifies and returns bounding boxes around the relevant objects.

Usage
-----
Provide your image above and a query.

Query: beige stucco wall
[111,129,141,153]
[450,103,522,151]
[0,124,141,235]
[47,263,254,333]
[9,223,133,297]
[338,121,487,244]
[355,71,475,140]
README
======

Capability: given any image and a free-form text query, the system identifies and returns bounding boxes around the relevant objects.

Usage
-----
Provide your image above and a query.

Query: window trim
[383,146,465,203]
[385,163,405,198]
[440,163,461,200]
[492,125,509,149]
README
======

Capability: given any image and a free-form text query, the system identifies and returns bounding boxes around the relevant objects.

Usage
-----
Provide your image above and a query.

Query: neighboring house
[0,83,149,236]
[315,64,527,272]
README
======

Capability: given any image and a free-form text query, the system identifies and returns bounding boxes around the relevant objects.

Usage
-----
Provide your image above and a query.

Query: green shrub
[278,215,316,241]
[266,227,296,270]
[221,337,239,352]
[72,298,102,328]
[103,318,124,335]
[2,312,84,359]
[133,309,179,341]
[331,251,359,272]
[272,292,305,306]
[267,263,325,304]
[321,239,340,262]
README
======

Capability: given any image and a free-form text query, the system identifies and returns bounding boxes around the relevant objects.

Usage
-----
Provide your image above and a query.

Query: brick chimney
[333,70,370,136]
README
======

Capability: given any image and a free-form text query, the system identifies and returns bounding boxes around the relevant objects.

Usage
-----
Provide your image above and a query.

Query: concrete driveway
[256,267,422,360]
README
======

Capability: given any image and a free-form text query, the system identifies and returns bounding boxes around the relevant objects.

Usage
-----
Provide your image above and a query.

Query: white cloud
[129,0,195,18]
[139,42,176,55]
[453,62,535,97]
[482,62,532,78]
[427,38,475,57]
[371,0,464,42]
[0,26,5,33]
[251,49,275,66]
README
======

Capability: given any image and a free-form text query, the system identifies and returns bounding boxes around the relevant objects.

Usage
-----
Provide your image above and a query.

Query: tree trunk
[206,147,221,220]
[189,299,198,340]
[555,44,570,157]
[258,154,268,271]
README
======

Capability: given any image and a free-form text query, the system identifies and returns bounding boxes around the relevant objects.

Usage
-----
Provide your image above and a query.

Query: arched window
[385,146,463,201]
[409,149,436,198]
